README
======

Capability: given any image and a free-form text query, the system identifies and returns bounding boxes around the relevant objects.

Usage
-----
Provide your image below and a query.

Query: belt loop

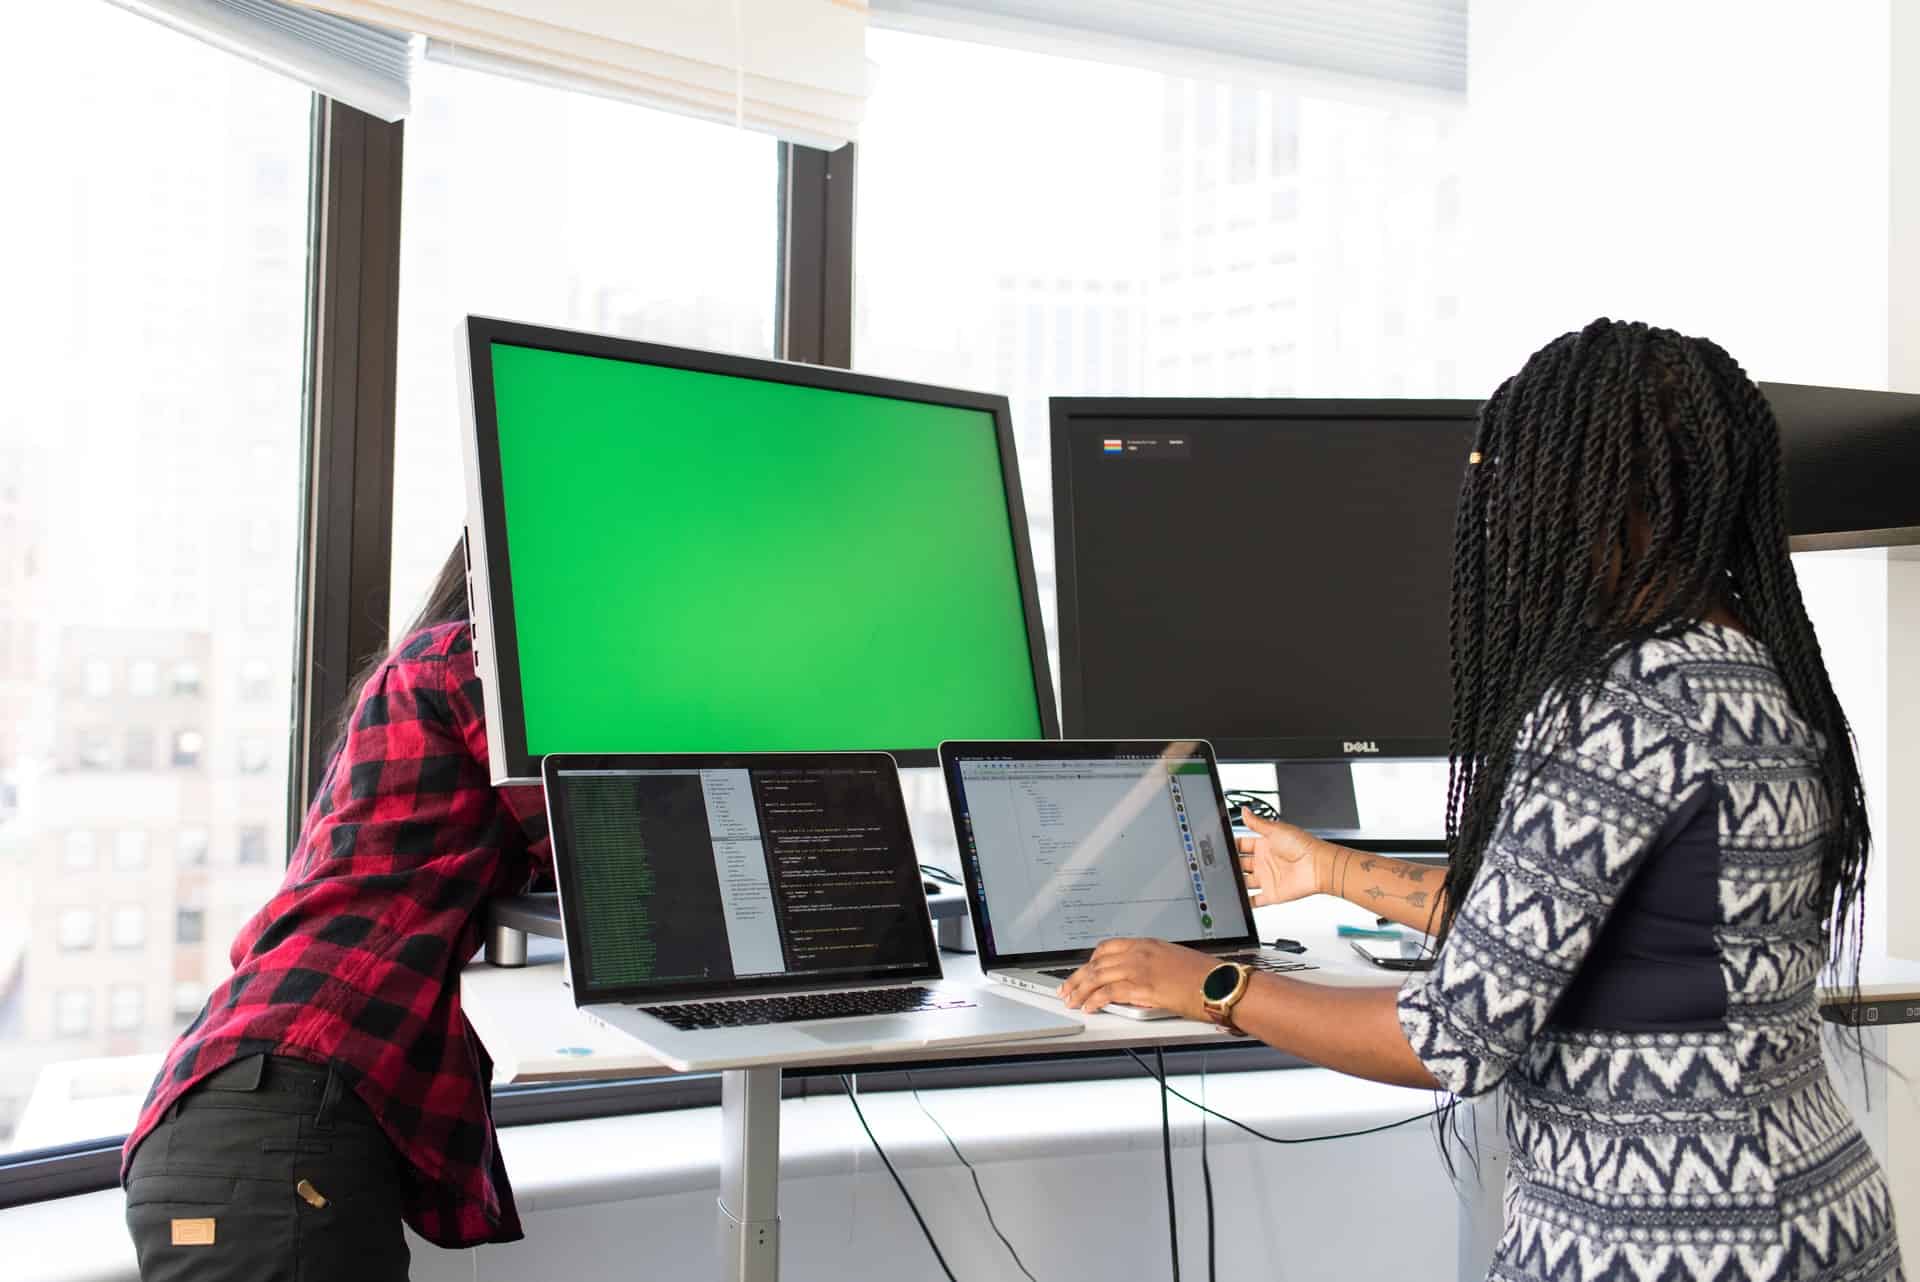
[314,1063,344,1132]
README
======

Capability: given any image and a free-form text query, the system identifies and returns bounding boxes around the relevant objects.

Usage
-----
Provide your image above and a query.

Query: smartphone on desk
[1350,937,1434,971]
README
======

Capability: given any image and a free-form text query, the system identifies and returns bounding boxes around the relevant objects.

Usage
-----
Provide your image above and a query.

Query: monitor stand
[1271,762,1361,831]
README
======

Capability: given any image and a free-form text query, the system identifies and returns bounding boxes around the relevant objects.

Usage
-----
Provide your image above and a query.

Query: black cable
[841,1075,959,1282]
[1200,1055,1216,1282]
[919,864,963,885]
[906,1072,1040,1282]
[1156,1046,1180,1282]
[1123,1050,1441,1145]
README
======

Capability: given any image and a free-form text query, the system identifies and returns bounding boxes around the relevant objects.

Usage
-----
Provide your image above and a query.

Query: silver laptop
[543,752,1082,1072]
[940,739,1319,1021]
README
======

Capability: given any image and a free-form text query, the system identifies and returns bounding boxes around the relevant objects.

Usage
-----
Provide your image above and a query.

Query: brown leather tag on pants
[170,1217,216,1246]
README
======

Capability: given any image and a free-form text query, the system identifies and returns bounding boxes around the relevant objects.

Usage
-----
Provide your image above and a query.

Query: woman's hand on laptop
[1057,938,1215,1019]
[1237,809,1341,906]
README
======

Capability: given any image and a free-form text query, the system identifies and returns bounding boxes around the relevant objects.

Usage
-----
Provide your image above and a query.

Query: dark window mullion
[289,99,404,829]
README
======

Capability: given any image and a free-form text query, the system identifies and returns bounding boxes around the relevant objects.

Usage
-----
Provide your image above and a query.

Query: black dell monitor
[1050,398,1479,769]
[460,317,1060,784]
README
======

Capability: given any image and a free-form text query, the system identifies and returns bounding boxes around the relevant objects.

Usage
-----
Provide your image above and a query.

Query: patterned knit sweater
[1398,622,1905,1282]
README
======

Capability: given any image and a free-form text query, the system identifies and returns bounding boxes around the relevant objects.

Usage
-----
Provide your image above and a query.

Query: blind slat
[301,0,869,145]
[107,0,412,120]
[871,0,1467,98]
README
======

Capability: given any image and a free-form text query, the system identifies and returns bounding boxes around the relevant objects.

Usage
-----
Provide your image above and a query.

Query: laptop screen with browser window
[545,753,941,1005]
[942,740,1256,969]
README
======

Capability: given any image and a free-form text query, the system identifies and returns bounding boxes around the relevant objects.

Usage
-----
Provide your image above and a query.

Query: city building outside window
[0,2,307,1157]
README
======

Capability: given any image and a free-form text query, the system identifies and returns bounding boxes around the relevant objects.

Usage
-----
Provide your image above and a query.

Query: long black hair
[322,538,470,767]
[1437,319,1871,994]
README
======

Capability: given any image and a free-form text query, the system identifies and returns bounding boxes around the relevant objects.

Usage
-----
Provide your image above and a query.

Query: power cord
[1200,1055,1216,1282]
[920,864,963,886]
[1123,1050,1442,1144]
[1157,1046,1181,1282]
[841,1075,959,1282]
[906,1072,1040,1282]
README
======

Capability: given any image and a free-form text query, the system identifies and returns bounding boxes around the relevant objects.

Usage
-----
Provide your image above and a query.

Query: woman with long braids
[1060,319,1905,1280]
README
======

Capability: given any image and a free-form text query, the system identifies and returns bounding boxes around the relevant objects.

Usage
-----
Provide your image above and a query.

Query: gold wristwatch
[1200,961,1253,1034]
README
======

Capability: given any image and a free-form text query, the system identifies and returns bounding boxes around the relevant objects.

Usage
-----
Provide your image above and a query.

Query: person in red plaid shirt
[122,545,548,1279]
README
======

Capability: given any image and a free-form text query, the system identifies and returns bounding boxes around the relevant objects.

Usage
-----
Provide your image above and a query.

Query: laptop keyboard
[1038,952,1316,982]
[638,986,971,1031]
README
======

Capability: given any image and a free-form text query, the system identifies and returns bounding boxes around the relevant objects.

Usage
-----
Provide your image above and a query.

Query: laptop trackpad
[800,1016,925,1046]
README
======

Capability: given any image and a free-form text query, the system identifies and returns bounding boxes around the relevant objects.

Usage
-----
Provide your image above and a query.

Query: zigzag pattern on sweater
[1398,625,1904,1282]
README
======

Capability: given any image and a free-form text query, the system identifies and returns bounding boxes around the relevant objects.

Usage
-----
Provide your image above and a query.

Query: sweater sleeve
[1397,654,1711,1096]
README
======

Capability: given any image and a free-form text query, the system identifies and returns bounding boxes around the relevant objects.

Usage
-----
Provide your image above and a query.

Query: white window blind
[293,0,871,147]
[105,0,413,120]
[870,0,1467,101]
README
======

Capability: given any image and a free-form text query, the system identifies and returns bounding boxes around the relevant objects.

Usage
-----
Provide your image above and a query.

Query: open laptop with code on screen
[940,739,1326,1021]
[543,751,1081,1071]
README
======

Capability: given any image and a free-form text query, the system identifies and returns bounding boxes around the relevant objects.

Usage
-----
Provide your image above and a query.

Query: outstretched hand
[1237,808,1333,907]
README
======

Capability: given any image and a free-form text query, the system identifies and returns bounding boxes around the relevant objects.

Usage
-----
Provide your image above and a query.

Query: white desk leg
[719,1067,781,1282]
[1456,1091,1509,1282]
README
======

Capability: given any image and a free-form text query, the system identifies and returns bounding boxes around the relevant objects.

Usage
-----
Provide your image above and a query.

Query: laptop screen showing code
[551,760,937,999]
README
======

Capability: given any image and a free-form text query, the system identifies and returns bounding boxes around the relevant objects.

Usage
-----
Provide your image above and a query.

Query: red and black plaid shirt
[122,623,551,1247]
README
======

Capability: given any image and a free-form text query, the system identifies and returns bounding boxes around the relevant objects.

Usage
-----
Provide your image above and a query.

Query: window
[388,57,779,636]
[128,659,159,696]
[125,726,155,770]
[170,661,204,697]
[53,991,94,1039]
[237,826,268,866]
[0,2,309,1156]
[176,907,205,946]
[172,982,208,1022]
[76,728,115,770]
[83,659,113,698]
[176,827,210,867]
[238,658,272,702]
[57,910,96,952]
[171,729,204,769]
[237,735,271,775]
[109,986,145,1033]
[114,830,150,871]
[62,831,98,872]
[110,907,147,951]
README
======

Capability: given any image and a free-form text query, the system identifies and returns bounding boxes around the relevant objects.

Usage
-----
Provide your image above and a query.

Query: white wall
[1464,0,1890,393]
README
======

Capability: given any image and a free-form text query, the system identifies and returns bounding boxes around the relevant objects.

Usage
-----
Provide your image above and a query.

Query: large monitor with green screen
[459,317,1059,784]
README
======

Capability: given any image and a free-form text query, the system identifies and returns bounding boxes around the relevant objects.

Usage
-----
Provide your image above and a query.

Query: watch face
[1202,963,1240,1002]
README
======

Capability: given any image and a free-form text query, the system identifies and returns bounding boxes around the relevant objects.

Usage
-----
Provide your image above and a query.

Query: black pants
[125,1055,411,1282]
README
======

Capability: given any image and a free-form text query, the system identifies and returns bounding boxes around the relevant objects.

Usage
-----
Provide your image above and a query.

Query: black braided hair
[1437,318,1871,1011]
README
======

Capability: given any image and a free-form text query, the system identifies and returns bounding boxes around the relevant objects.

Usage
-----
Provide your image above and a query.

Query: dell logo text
[1343,741,1382,754]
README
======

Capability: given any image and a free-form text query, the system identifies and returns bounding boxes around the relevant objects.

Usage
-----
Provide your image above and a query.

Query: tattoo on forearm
[1362,886,1430,908]
[1359,857,1429,884]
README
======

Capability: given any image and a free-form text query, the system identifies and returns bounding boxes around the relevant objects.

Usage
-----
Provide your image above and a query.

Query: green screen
[489,342,1046,755]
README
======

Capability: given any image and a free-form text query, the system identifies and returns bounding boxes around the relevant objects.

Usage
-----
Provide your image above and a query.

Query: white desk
[461,898,1920,1282]
[461,897,1397,1280]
